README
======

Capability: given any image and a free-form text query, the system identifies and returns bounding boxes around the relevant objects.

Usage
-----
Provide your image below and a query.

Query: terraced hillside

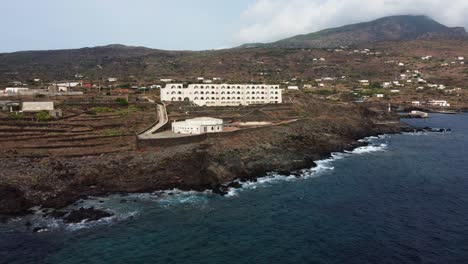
[0,103,157,158]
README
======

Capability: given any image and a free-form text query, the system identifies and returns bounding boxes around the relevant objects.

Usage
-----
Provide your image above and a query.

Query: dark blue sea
[1,114,468,264]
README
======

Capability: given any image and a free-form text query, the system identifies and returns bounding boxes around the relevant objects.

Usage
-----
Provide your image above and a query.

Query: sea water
[1,114,468,264]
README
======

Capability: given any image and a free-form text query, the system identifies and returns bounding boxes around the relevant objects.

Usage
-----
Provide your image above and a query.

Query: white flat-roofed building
[161,84,282,106]
[427,100,450,107]
[172,117,223,134]
[56,82,81,87]
[22,102,54,112]
[3,87,30,94]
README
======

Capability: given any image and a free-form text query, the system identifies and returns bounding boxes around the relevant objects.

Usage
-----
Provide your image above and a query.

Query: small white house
[58,86,68,92]
[382,82,392,88]
[160,79,173,83]
[57,82,81,87]
[412,101,421,106]
[4,87,29,94]
[428,100,450,107]
[288,86,299,90]
[390,90,400,93]
[22,102,54,112]
[108,78,118,82]
[359,80,370,86]
[172,117,223,135]
[375,94,384,98]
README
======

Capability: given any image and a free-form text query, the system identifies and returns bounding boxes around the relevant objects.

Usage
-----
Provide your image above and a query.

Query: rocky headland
[0,97,415,221]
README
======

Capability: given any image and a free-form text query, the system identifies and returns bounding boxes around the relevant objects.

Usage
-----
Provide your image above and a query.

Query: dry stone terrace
[0,98,157,158]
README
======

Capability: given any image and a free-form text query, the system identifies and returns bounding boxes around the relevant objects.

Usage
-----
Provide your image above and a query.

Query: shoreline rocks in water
[62,207,113,224]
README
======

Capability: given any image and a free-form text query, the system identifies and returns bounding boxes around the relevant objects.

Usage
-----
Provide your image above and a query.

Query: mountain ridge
[239,15,468,49]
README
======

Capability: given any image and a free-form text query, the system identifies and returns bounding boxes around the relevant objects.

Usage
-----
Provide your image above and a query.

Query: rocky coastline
[0,100,418,223]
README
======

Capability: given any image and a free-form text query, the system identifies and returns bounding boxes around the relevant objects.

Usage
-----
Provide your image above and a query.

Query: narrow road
[138,98,168,139]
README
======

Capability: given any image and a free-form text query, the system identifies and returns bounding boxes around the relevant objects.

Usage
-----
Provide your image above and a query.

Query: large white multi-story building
[161,84,282,106]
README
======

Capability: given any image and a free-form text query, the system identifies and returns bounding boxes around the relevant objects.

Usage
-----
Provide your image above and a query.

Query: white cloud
[236,0,468,44]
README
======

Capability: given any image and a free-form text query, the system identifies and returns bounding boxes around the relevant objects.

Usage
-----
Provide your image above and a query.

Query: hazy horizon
[1,0,468,53]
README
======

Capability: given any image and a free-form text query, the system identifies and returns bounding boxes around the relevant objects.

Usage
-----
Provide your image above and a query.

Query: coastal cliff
[0,97,412,218]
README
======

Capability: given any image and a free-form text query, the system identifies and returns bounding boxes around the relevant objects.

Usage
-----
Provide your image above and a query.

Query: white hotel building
[161,84,282,106]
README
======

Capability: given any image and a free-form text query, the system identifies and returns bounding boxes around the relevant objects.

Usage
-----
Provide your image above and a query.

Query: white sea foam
[346,143,388,154]
[6,136,394,232]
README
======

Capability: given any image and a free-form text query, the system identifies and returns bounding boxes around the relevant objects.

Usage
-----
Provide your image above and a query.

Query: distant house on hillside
[358,80,370,86]
[3,87,29,94]
[22,102,54,112]
[428,100,450,107]
[56,82,81,87]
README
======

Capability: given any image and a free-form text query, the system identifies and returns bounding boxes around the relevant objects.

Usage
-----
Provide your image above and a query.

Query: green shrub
[8,112,24,119]
[116,98,129,107]
[35,111,51,121]
[103,129,123,136]
[88,107,115,114]
[116,106,140,116]
[34,94,46,98]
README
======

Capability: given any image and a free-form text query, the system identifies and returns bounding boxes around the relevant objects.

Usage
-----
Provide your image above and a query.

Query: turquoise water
[1,114,468,264]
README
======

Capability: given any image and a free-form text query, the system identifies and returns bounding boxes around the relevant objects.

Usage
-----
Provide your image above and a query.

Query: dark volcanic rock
[0,185,31,216]
[45,210,67,219]
[63,207,113,224]
[227,181,243,189]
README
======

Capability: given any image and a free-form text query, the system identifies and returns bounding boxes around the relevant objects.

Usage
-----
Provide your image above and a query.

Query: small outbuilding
[172,117,223,135]
[22,102,54,112]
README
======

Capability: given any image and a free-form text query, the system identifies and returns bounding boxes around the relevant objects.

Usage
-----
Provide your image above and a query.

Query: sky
[1,0,467,53]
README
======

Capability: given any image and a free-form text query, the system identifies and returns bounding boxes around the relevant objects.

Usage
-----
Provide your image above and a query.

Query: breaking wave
[226,137,389,197]
[7,135,392,232]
